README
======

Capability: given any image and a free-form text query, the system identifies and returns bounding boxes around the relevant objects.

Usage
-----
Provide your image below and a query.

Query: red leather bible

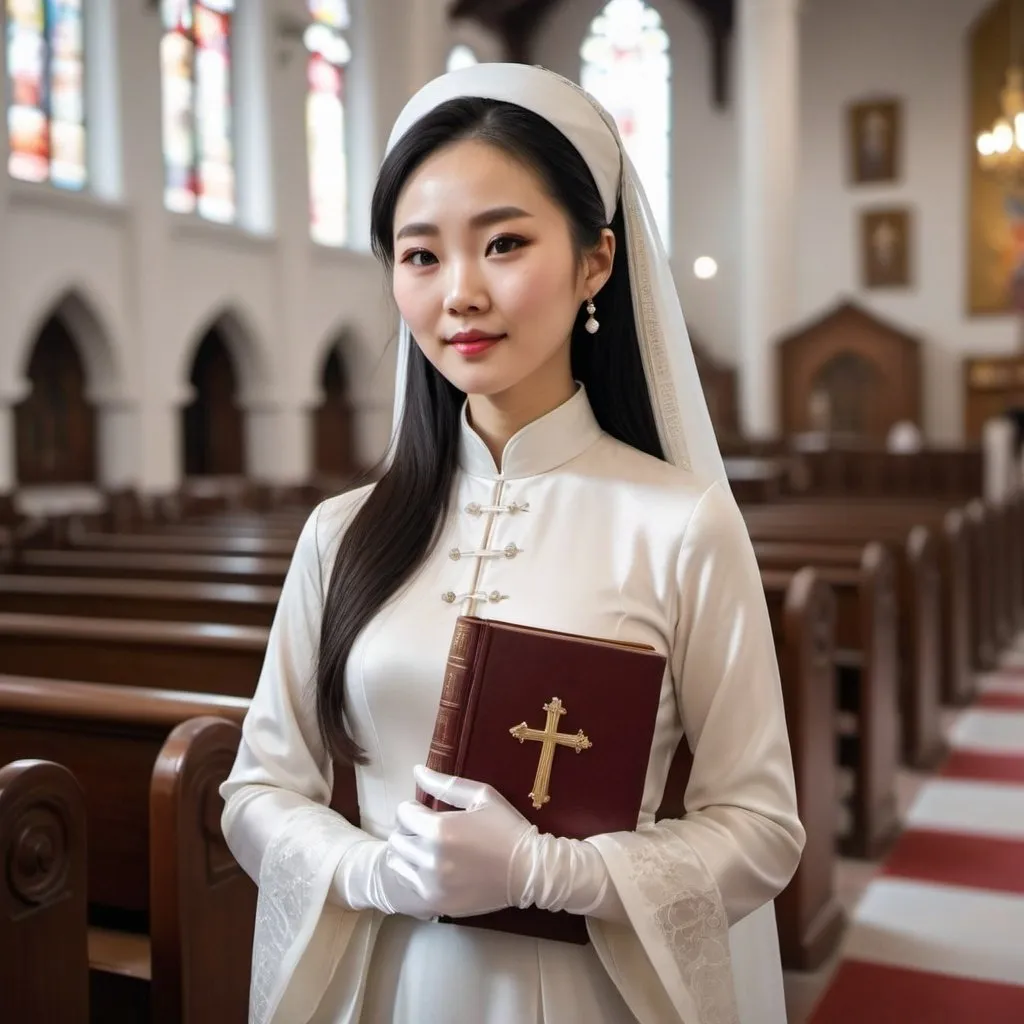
[418,615,678,944]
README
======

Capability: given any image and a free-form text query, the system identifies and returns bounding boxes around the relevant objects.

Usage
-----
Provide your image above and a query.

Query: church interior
[2,0,1024,1020]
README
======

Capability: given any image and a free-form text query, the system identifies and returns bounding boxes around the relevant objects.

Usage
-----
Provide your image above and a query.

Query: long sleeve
[219,492,381,1024]
[586,479,803,1024]
[662,479,805,920]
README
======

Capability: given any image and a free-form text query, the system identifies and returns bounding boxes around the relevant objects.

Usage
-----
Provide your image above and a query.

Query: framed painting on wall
[848,99,901,185]
[861,208,912,289]
[968,0,1024,314]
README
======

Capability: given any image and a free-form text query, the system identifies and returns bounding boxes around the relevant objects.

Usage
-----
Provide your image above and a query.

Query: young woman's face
[391,139,607,407]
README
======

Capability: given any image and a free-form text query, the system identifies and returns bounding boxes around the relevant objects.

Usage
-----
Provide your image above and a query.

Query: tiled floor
[783,662,1024,1023]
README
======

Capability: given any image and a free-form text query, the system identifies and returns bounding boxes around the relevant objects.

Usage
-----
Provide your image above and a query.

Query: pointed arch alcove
[182,326,245,477]
[13,289,125,489]
[312,332,360,482]
[15,315,97,485]
[777,301,923,442]
[178,308,272,481]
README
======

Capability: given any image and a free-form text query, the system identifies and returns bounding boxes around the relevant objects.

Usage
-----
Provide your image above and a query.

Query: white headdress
[385,63,726,484]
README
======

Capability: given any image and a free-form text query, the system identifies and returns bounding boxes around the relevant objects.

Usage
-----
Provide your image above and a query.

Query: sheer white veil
[384,63,727,486]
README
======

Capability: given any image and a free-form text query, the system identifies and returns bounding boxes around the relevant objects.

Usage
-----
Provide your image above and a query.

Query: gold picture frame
[849,99,901,185]
[861,208,912,289]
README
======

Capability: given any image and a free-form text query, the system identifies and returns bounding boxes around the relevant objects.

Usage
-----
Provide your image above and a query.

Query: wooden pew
[1000,495,1023,636]
[743,501,975,703]
[964,499,997,669]
[759,544,901,861]
[0,683,255,1021]
[0,574,280,627]
[760,568,844,970]
[154,520,300,541]
[150,716,255,1024]
[0,615,267,698]
[781,447,983,502]
[0,758,90,1023]
[10,548,289,586]
[0,676,249,914]
[64,525,297,559]
[754,534,943,771]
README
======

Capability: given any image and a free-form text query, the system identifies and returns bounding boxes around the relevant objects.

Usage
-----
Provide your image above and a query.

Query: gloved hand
[386,765,627,923]
[386,764,536,918]
[330,837,436,920]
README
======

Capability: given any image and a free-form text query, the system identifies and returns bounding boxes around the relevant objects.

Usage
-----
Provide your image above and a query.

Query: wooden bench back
[0,676,248,913]
[760,568,843,970]
[13,548,289,586]
[0,574,280,627]
[0,614,267,698]
[150,717,255,1024]
[0,758,90,1023]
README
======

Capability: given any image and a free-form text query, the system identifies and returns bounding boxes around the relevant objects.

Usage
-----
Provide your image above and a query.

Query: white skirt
[311,915,638,1024]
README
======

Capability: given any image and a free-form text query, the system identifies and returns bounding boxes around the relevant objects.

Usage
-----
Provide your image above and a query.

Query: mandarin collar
[457,386,604,479]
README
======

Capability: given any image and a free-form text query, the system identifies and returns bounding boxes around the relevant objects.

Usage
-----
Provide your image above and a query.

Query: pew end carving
[903,526,946,768]
[763,568,845,971]
[0,758,90,1023]
[150,715,255,1024]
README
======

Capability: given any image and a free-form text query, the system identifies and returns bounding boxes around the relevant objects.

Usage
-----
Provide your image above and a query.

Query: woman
[220,63,804,1024]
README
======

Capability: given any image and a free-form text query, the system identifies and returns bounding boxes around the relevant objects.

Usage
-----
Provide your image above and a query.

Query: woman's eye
[403,250,437,267]
[487,235,526,256]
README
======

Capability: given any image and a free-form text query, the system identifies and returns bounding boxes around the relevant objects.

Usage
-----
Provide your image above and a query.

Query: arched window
[6,0,87,189]
[581,0,670,249]
[160,0,237,223]
[446,44,478,73]
[306,0,351,247]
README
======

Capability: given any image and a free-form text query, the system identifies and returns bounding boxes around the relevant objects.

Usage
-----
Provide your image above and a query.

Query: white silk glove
[386,765,627,923]
[329,837,436,920]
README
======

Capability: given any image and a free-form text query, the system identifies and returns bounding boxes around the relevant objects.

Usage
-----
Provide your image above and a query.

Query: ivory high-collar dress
[220,386,804,1024]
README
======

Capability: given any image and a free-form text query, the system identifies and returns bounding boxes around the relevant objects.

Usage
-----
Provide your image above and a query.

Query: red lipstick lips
[447,330,505,356]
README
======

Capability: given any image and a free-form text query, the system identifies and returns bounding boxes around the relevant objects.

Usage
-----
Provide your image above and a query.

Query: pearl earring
[584,299,600,335]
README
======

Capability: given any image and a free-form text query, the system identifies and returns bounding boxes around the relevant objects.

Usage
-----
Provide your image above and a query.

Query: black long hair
[317,98,664,764]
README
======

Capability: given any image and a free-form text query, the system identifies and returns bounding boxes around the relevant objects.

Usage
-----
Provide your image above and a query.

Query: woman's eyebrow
[395,206,533,241]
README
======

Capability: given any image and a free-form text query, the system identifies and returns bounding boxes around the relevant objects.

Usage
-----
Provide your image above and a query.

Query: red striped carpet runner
[807,667,1024,1023]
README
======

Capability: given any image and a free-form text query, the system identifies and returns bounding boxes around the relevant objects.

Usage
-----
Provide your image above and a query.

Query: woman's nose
[445,262,489,315]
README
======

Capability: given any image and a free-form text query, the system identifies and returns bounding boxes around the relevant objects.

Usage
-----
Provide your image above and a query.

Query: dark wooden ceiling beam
[689,0,733,107]
[448,0,734,109]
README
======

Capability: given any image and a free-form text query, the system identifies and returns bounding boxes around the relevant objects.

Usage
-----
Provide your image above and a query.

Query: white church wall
[798,0,1013,445]
[532,0,740,366]
[0,0,419,496]
[3,0,1016,495]
[536,0,1016,443]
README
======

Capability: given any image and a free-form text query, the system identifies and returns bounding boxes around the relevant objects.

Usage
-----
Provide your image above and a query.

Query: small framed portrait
[861,207,912,289]
[848,99,901,185]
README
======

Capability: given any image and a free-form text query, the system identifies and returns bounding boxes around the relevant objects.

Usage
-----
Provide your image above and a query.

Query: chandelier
[977,1,1024,186]
[976,69,1024,185]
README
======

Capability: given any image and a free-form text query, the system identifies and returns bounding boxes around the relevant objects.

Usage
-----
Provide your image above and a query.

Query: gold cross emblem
[509,698,592,810]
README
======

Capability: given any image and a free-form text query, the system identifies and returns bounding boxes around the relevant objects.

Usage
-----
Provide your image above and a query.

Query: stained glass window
[160,0,236,223]
[581,0,670,248]
[306,0,350,247]
[447,44,477,73]
[6,0,87,189]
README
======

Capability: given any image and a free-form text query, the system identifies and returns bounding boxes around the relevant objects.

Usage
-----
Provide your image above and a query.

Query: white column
[245,404,312,485]
[406,0,448,94]
[96,402,140,490]
[737,0,800,438]
[137,404,183,495]
[0,402,16,494]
